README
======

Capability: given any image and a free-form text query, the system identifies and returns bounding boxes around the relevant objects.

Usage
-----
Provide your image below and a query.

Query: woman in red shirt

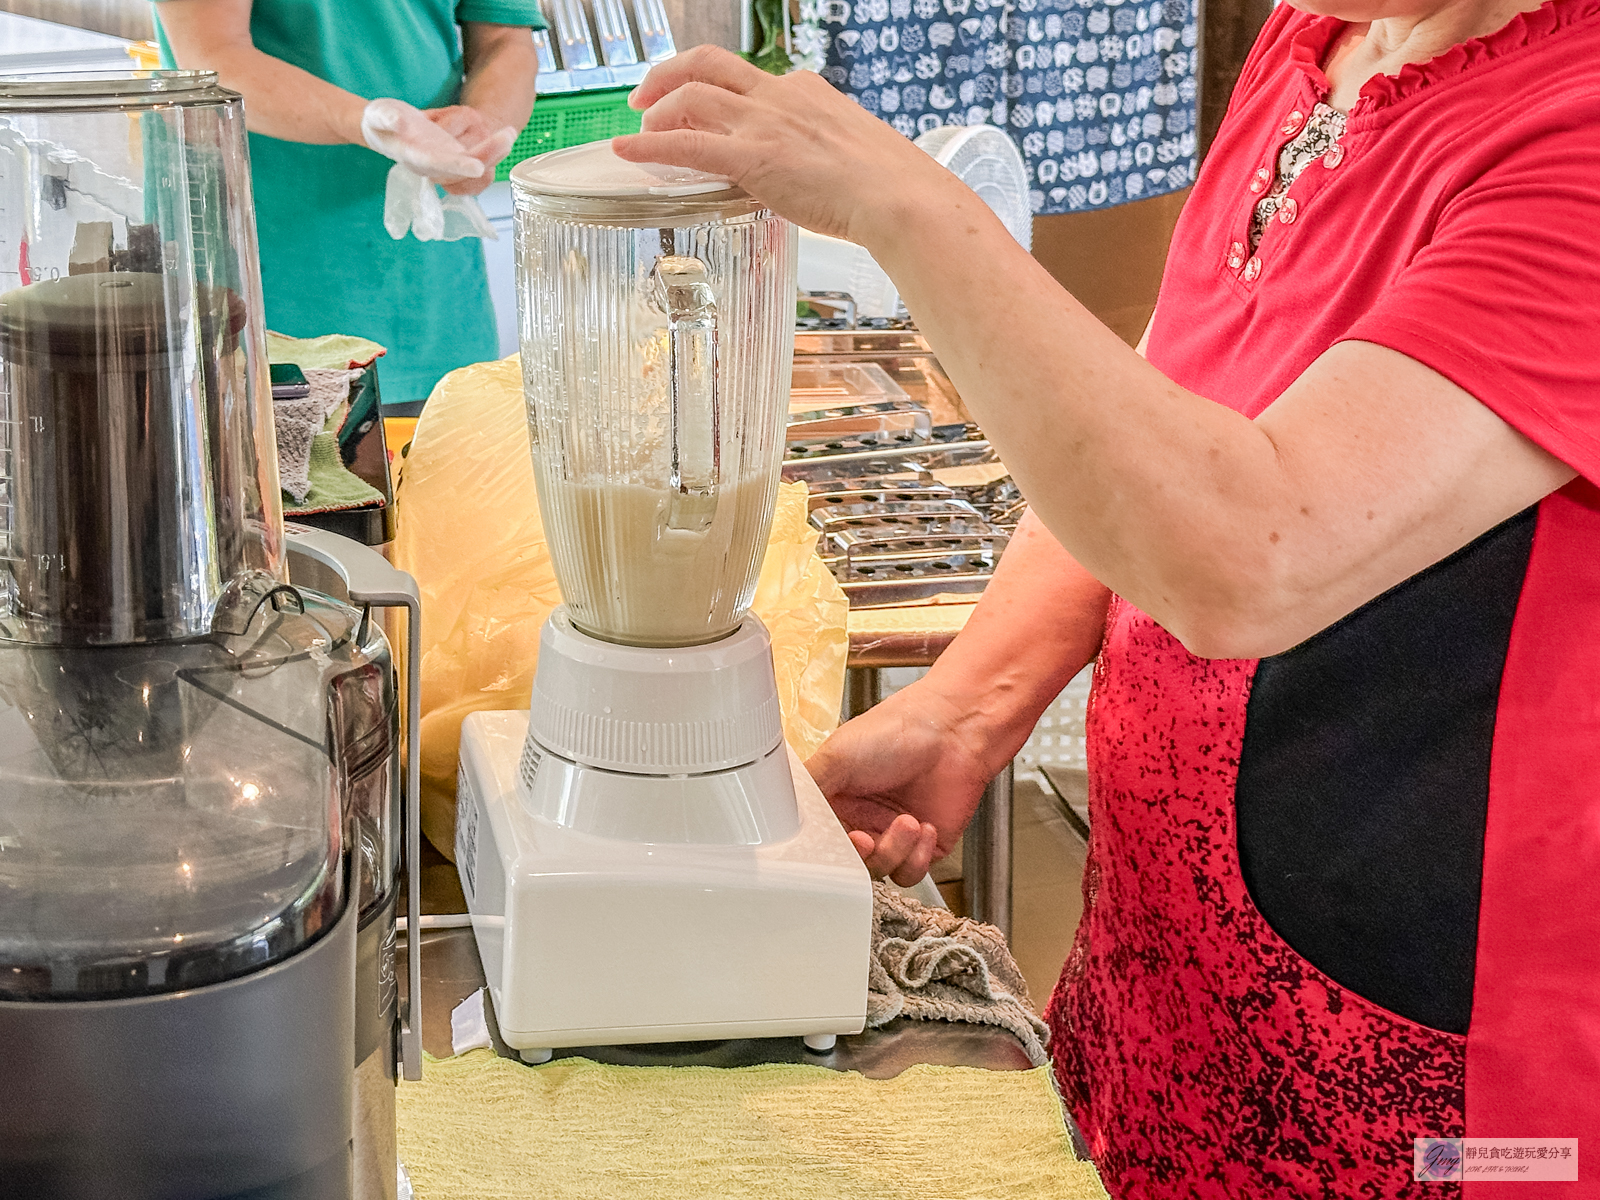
[616,0,1600,1194]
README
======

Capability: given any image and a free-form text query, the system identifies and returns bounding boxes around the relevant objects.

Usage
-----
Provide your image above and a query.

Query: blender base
[457,710,872,1053]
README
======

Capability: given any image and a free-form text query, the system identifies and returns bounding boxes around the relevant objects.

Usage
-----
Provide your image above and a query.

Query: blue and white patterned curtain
[810,0,1199,216]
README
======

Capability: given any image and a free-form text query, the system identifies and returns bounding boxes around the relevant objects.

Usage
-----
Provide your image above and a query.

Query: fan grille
[917,126,1033,251]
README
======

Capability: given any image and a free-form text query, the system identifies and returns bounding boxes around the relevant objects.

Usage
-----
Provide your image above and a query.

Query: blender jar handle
[652,254,720,533]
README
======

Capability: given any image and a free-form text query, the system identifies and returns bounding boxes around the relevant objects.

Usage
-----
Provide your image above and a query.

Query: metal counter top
[412,924,1037,1077]
[402,807,1090,1157]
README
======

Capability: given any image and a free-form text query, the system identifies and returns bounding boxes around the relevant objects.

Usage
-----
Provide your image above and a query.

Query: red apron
[1047,483,1600,1199]
[1046,599,1465,1199]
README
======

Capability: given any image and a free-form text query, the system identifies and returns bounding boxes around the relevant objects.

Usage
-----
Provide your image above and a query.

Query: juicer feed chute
[0,71,283,648]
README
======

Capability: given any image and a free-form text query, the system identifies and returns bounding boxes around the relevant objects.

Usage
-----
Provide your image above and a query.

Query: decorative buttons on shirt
[1278,197,1298,225]
[1323,143,1346,169]
[1280,110,1305,136]
[1227,241,1245,269]
[1249,166,1271,194]
[1242,256,1262,282]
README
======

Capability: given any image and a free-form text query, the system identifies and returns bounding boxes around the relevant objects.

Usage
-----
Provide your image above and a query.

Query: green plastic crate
[495,88,643,181]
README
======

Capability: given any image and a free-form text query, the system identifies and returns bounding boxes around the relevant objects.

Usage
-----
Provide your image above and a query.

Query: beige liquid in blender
[541,474,776,647]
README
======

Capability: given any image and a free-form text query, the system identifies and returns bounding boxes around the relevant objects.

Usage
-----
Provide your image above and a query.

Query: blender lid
[511,140,741,199]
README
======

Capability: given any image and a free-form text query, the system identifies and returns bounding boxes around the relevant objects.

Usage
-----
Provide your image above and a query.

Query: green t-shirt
[155,0,546,402]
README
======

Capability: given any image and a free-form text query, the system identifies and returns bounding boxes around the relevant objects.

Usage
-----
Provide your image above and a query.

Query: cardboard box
[1030,186,1191,348]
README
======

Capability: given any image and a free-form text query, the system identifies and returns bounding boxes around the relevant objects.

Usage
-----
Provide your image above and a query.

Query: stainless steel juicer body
[0,72,421,1200]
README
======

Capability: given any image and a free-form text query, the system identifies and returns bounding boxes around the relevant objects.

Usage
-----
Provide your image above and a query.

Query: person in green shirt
[156,0,546,403]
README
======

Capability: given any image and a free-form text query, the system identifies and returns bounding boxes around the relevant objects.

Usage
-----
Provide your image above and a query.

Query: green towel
[266,330,386,371]
[396,1051,1108,1200]
[288,430,383,513]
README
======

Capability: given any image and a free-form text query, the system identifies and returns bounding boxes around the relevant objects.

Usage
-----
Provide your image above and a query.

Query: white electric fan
[796,124,1032,319]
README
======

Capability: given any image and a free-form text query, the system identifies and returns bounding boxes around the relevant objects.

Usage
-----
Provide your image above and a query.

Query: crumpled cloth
[272,394,325,503]
[396,1051,1107,1199]
[272,367,364,504]
[290,430,383,513]
[868,881,1051,1067]
[267,330,386,371]
[306,366,363,417]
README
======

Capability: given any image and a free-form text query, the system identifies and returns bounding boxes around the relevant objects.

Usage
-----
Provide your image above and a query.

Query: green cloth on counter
[288,431,383,513]
[153,0,545,402]
[396,1051,1108,1200]
[266,331,387,372]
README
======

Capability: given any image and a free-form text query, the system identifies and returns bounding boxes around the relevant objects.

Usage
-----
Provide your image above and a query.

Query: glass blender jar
[452,143,868,1065]
[512,142,796,648]
[508,142,801,842]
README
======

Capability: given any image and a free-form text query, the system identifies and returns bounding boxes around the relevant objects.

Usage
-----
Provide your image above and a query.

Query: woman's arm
[808,512,1110,884]
[872,226,1573,661]
[459,23,538,135]
[617,49,1577,659]
[434,23,540,195]
[158,0,366,144]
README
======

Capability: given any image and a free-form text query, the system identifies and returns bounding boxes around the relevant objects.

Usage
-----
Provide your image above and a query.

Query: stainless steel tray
[810,497,988,530]
[793,330,932,358]
[803,478,959,511]
[840,569,998,607]
[787,400,932,443]
[782,437,997,482]
[831,521,1005,558]
[789,361,910,409]
[830,522,1009,607]
[784,397,949,459]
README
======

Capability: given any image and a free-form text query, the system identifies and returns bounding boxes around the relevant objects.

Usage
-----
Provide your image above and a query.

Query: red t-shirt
[1044,2,1600,1197]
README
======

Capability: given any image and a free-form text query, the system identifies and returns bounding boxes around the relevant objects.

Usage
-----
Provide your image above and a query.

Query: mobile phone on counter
[270,361,310,401]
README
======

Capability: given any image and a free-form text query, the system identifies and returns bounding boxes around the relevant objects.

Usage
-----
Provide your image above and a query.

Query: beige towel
[868,881,1052,1066]
[272,395,324,503]
[397,1052,1107,1199]
[305,366,363,421]
[273,368,362,503]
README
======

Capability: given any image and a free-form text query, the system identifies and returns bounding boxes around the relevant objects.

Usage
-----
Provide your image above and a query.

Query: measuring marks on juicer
[0,363,61,619]
[0,363,19,604]
[0,367,17,617]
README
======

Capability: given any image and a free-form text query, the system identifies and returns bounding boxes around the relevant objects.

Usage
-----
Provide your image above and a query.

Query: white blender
[457,142,871,1062]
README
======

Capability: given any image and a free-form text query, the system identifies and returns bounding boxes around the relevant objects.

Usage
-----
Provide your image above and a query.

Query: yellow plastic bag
[393,356,848,859]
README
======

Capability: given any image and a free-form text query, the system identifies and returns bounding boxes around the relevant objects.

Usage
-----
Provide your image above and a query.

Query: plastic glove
[382,164,499,242]
[361,97,484,183]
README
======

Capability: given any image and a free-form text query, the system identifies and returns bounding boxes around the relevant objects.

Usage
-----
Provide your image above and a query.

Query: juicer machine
[0,72,421,1200]
[457,143,871,1061]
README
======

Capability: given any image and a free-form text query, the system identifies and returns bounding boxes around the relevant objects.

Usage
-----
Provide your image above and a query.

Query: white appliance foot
[803,1033,837,1053]
[519,1047,553,1064]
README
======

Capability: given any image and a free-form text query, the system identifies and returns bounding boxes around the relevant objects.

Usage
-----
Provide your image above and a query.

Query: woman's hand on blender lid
[361,97,486,183]
[614,45,958,251]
